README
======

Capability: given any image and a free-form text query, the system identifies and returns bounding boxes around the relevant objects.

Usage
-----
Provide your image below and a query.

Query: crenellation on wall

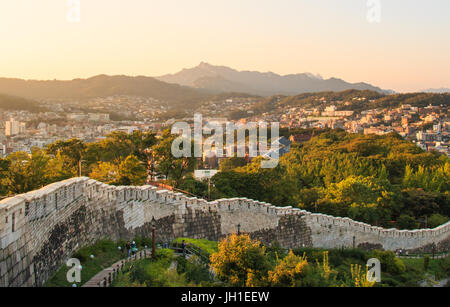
[1,177,449,287]
[303,210,450,251]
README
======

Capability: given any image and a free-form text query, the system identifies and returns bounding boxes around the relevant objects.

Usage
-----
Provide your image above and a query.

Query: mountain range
[0,63,391,108]
[156,62,388,96]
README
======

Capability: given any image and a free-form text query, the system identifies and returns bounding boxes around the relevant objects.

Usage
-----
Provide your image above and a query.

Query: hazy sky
[1,0,449,92]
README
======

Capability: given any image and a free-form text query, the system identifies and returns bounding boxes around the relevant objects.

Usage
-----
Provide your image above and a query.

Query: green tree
[400,189,448,219]
[87,130,156,165]
[369,250,406,275]
[424,255,430,271]
[396,214,418,230]
[3,149,49,194]
[127,130,157,162]
[210,234,271,287]
[267,250,308,287]
[403,163,450,193]
[89,161,120,185]
[0,158,9,173]
[177,175,209,198]
[0,158,11,195]
[89,155,147,186]
[46,139,86,174]
[427,213,449,228]
[153,129,196,187]
[219,157,247,171]
[45,152,77,182]
[117,155,147,185]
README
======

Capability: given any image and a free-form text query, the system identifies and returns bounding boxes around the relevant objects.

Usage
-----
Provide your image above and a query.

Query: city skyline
[1,0,450,93]
[1,0,450,291]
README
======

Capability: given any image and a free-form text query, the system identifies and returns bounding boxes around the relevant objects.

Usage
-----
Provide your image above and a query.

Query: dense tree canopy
[0,130,156,196]
[210,235,376,287]
[1,128,448,230]
[211,131,449,229]
[250,90,450,116]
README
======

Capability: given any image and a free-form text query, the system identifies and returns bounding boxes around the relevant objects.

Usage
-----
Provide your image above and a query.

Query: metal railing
[147,181,203,199]
[169,242,211,264]
[96,249,151,287]
[96,243,211,287]
[397,252,449,259]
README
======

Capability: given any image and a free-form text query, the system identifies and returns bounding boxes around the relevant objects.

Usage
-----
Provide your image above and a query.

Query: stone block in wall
[2,178,450,287]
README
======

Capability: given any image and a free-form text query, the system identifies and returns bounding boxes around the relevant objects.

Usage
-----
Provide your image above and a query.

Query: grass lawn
[112,249,187,287]
[402,256,450,281]
[45,239,129,287]
[44,236,449,287]
[172,238,218,255]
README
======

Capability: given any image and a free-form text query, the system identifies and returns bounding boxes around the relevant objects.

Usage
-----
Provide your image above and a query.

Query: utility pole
[151,217,156,259]
[208,177,211,201]
[78,160,85,177]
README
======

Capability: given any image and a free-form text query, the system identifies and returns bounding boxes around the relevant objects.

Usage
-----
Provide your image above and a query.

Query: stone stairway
[83,249,152,287]
[82,243,211,287]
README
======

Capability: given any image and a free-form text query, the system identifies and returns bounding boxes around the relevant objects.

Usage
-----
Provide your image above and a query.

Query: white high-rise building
[5,118,23,136]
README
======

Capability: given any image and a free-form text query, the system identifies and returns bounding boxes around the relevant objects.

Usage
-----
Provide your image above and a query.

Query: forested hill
[1,128,448,230]
[212,130,450,230]
[1,78,448,113]
[0,93,45,112]
[0,75,209,108]
[253,90,450,114]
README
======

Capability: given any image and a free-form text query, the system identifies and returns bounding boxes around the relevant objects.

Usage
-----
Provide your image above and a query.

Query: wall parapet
[1,178,449,286]
[1,177,449,249]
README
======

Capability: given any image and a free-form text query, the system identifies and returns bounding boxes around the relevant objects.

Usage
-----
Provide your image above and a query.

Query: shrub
[128,249,176,286]
[130,260,153,284]
[177,255,213,284]
[267,250,308,287]
[439,256,450,275]
[397,214,418,230]
[266,241,288,265]
[370,250,406,275]
[423,255,430,271]
[154,248,175,263]
[210,234,271,286]
[172,238,218,254]
[427,214,449,228]
[46,239,124,287]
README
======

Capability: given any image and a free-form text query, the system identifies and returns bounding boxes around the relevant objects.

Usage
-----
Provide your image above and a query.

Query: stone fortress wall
[1,177,449,287]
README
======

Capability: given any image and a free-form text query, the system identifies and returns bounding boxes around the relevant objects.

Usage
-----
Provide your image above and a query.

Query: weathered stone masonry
[1,177,449,287]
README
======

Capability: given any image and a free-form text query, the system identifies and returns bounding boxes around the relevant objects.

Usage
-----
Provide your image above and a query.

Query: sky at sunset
[1,0,449,92]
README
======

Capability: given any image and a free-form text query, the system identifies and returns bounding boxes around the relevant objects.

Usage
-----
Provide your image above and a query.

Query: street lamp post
[237,224,241,235]
[151,216,156,259]
[208,177,211,201]
[78,160,85,177]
